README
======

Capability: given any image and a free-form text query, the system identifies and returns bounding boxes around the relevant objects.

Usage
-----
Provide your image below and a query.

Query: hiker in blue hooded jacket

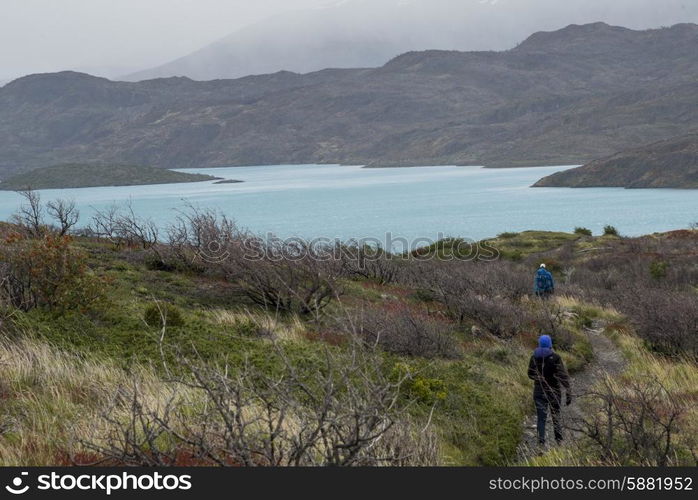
[534,263,555,298]
[527,335,571,446]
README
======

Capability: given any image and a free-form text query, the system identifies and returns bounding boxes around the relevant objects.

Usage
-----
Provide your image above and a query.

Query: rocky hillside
[533,133,698,188]
[1,23,698,178]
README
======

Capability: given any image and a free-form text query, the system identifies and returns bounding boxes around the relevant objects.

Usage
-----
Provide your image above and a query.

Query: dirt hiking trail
[516,321,626,463]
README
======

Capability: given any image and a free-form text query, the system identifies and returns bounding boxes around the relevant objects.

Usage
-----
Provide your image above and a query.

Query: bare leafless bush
[47,198,79,237]
[11,189,45,236]
[10,190,81,238]
[90,202,158,250]
[430,261,531,302]
[346,305,462,359]
[237,242,340,316]
[81,341,440,466]
[158,206,341,316]
[613,288,698,356]
[571,238,698,295]
[338,244,405,285]
[411,261,535,338]
[569,376,695,466]
[163,205,245,273]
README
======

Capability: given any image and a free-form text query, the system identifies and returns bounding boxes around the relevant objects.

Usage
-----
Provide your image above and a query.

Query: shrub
[574,377,694,466]
[649,260,668,280]
[338,244,404,285]
[143,303,186,328]
[453,295,528,338]
[350,305,462,359]
[238,255,339,316]
[163,205,243,274]
[574,227,592,236]
[235,238,342,316]
[617,289,698,356]
[90,202,158,250]
[497,232,519,239]
[404,376,448,405]
[538,258,562,273]
[417,261,534,338]
[603,225,619,236]
[0,233,102,312]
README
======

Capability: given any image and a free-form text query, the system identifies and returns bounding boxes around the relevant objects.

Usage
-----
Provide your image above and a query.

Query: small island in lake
[0,163,222,190]
[213,179,244,184]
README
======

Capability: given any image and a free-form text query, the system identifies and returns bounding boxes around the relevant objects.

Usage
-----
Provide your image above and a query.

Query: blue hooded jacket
[534,268,554,293]
[534,334,553,358]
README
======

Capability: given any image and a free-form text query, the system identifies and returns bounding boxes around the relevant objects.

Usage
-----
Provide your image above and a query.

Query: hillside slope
[0,163,218,190]
[533,133,698,188]
[2,23,698,177]
[1,223,695,466]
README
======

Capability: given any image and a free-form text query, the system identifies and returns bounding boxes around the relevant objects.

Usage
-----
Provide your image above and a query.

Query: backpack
[536,271,550,291]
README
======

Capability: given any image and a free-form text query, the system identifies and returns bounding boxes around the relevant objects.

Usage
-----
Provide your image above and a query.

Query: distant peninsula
[0,163,225,190]
[533,133,698,189]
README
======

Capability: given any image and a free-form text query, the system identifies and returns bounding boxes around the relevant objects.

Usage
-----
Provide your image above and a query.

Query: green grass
[484,231,582,260]
[413,231,583,261]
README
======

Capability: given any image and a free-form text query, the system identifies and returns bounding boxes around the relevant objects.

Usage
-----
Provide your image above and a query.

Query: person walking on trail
[527,335,572,446]
[534,263,555,298]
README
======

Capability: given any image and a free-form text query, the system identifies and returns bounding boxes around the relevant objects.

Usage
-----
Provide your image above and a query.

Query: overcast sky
[0,0,330,80]
[2,0,697,82]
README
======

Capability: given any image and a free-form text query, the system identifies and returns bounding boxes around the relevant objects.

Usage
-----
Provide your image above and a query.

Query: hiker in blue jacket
[534,263,555,298]
[527,335,571,446]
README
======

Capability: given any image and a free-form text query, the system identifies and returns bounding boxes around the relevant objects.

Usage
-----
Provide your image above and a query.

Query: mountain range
[1,22,697,179]
[124,0,698,81]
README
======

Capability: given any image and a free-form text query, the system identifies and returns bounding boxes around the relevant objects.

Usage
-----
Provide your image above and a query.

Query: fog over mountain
[0,0,327,82]
[2,0,698,83]
[125,0,698,81]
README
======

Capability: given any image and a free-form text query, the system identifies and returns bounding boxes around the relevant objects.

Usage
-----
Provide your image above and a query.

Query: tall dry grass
[0,335,185,465]
[0,333,440,466]
[211,308,306,341]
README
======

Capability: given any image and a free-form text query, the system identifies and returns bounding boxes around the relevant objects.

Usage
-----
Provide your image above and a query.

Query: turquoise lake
[0,164,696,244]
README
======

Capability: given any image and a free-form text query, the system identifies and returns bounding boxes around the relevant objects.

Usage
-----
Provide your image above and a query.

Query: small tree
[574,227,592,236]
[47,198,80,236]
[12,189,45,236]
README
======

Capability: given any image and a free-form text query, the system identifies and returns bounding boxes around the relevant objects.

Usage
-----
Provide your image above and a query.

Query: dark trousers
[533,388,563,444]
